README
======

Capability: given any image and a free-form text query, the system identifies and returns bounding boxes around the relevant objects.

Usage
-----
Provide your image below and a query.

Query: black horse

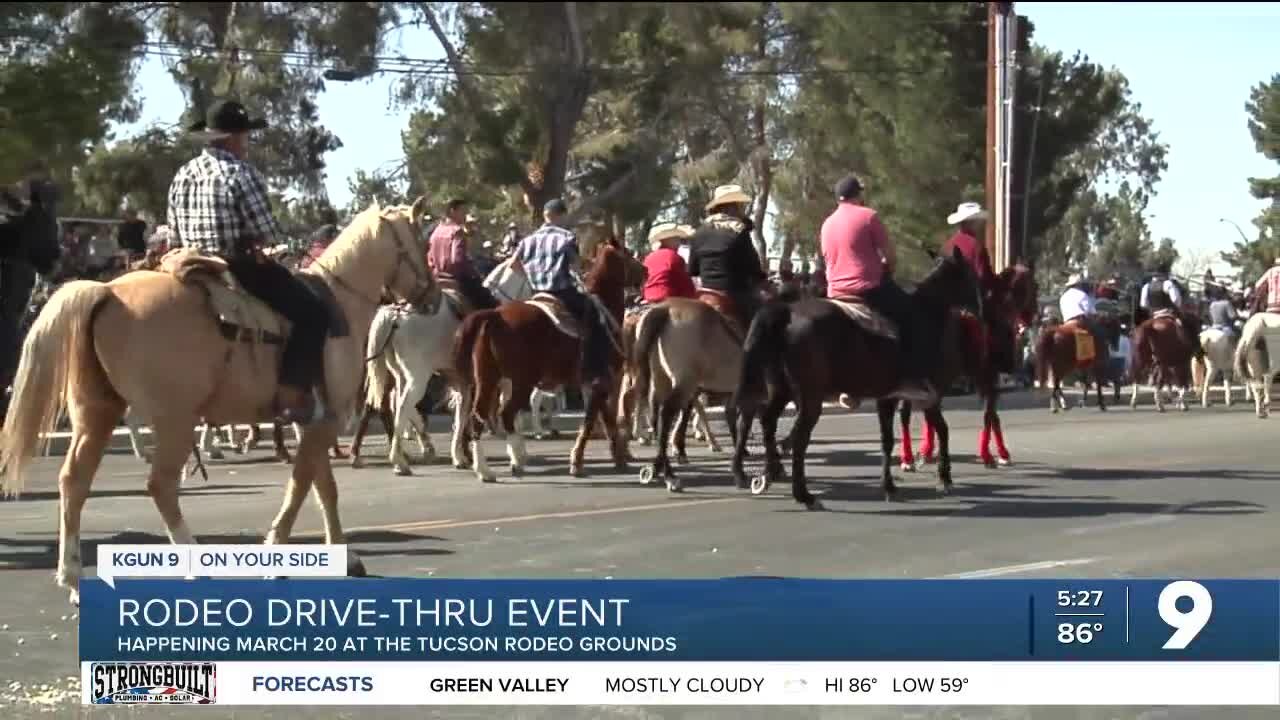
[730,247,982,509]
[0,178,62,418]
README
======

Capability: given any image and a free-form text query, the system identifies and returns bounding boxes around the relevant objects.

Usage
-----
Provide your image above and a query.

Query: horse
[1194,326,1240,408]
[627,297,745,492]
[0,199,436,607]
[730,247,982,509]
[898,262,1038,470]
[1129,311,1199,412]
[453,238,632,481]
[1034,311,1116,413]
[0,178,62,419]
[1234,311,1280,418]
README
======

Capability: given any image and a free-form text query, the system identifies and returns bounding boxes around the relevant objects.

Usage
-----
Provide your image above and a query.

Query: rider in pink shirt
[820,174,935,404]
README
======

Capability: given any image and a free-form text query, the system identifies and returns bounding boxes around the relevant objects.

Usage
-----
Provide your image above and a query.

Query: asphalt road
[2,387,1278,719]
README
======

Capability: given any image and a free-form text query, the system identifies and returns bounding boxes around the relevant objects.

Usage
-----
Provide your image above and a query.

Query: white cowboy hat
[705,184,751,212]
[1065,272,1084,286]
[465,214,477,223]
[947,202,989,225]
[648,221,693,247]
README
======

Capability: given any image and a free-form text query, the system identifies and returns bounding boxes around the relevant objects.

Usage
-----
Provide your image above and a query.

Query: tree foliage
[1221,73,1280,281]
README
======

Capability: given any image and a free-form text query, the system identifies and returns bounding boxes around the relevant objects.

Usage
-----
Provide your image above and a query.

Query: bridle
[312,210,436,310]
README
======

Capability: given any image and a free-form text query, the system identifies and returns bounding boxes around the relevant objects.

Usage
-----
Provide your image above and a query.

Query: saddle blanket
[824,296,898,341]
[1070,326,1096,365]
[1152,308,1179,322]
[526,293,582,339]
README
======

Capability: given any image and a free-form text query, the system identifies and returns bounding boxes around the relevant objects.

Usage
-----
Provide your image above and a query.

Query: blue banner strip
[79,578,1280,662]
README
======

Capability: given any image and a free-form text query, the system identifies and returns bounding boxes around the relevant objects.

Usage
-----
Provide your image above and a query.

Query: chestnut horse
[730,247,982,508]
[1034,313,1116,413]
[899,262,1038,470]
[453,239,631,481]
[1129,311,1200,412]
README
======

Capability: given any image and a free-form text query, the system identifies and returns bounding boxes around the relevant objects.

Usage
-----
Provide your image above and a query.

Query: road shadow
[0,483,275,504]
[1004,460,1280,483]
[0,529,453,571]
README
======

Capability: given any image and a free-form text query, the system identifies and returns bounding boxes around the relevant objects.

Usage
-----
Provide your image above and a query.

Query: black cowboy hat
[187,99,268,137]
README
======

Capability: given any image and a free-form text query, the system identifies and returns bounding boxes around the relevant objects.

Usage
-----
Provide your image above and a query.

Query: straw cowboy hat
[648,222,694,248]
[947,202,989,225]
[705,184,752,212]
[1065,272,1086,287]
[187,99,268,141]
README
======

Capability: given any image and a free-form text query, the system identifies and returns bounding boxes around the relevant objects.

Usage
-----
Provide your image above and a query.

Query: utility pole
[986,2,1015,271]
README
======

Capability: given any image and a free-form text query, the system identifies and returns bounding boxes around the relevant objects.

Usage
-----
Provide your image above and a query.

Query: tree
[0,3,147,186]
[1221,74,1280,281]
[1146,237,1179,273]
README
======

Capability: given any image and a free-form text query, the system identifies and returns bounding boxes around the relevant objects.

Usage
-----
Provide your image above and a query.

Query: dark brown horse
[730,247,982,508]
[453,238,631,481]
[899,262,1038,469]
[1129,311,1200,411]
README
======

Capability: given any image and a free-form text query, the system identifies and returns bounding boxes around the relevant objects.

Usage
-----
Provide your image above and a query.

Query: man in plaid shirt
[167,100,331,425]
[513,198,610,383]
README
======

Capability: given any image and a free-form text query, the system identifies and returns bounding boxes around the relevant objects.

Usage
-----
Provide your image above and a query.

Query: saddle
[824,295,899,341]
[1061,318,1096,365]
[697,288,746,337]
[158,247,349,346]
[525,293,582,339]
[1152,308,1180,324]
[436,276,472,318]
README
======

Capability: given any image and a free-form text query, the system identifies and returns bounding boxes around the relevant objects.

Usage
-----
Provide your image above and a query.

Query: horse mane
[309,201,416,277]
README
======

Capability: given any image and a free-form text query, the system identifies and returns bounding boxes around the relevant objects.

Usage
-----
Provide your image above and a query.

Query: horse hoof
[884,489,900,503]
[548,429,561,439]
[480,474,498,484]
[900,462,916,473]
[666,478,683,493]
[510,465,524,478]
[675,453,689,466]
[394,466,412,477]
[348,558,367,578]
[67,587,81,608]
[997,457,1011,467]
[750,475,770,495]
[569,465,584,478]
[805,498,825,511]
[350,456,364,469]
[937,482,952,496]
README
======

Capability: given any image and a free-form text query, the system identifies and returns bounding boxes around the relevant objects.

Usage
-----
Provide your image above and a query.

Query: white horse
[1195,327,1239,408]
[1233,311,1280,418]
[362,256,561,475]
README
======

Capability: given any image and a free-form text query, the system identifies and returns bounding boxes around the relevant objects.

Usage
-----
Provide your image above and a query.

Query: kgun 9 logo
[1158,580,1213,650]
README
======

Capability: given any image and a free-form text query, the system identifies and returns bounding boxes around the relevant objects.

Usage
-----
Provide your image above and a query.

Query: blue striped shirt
[515,223,579,292]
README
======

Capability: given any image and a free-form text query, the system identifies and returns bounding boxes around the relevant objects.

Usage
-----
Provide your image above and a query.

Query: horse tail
[0,281,112,497]
[631,305,672,411]
[452,311,489,392]
[364,307,398,411]
[1034,327,1054,388]
[735,302,791,407]
[453,310,507,427]
[1235,316,1261,381]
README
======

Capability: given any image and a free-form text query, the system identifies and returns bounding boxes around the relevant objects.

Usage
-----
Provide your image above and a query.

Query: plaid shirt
[166,147,283,255]
[1256,265,1280,313]
[515,223,579,292]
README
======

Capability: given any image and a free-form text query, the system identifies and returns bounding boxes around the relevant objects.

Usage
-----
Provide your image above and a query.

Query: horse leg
[988,393,1011,466]
[898,401,916,472]
[787,390,823,510]
[672,398,693,466]
[449,386,471,469]
[919,414,936,463]
[146,417,202,570]
[877,399,900,502]
[759,388,789,498]
[298,426,364,576]
[730,401,757,491]
[570,381,607,478]
[923,404,953,495]
[1154,367,1167,413]
[273,421,293,464]
[199,422,224,460]
[502,381,531,476]
[1094,365,1107,411]
[695,396,721,453]
[654,391,687,491]
[348,403,375,469]
[1224,363,1234,407]
[57,401,123,606]
[1130,370,1141,409]
[389,372,429,476]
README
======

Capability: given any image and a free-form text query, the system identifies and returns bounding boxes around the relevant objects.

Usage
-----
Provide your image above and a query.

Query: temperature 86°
[1058,621,1103,644]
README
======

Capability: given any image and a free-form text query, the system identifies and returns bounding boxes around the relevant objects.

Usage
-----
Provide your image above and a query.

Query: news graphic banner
[79,564,1280,705]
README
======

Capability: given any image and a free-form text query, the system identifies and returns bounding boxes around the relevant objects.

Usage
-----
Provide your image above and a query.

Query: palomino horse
[1234,311,1280,418]
[1034,313,1115,413]
[730,247,982,508]
[1194,326,1240,408]
[899,263,1038,470]
[1129,311,1199,412]
[0,199,436,606]
[453,239,632,481]
[628,297,744,491]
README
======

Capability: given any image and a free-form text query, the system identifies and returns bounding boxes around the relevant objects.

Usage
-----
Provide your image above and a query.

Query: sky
[117,2,1278,273]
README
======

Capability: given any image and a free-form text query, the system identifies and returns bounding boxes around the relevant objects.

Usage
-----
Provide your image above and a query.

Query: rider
[1059,272,1107,344]
[821,173,937,404]
[1139,262,1184,317]
[942,201,995,293]
[167,99,330,425]
[428,198,498,311]
[1207,282,1240,337]
[1252,257,1280,314]
[513,198,612,384]
[641,222,697,304]
[688,184,767,331]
